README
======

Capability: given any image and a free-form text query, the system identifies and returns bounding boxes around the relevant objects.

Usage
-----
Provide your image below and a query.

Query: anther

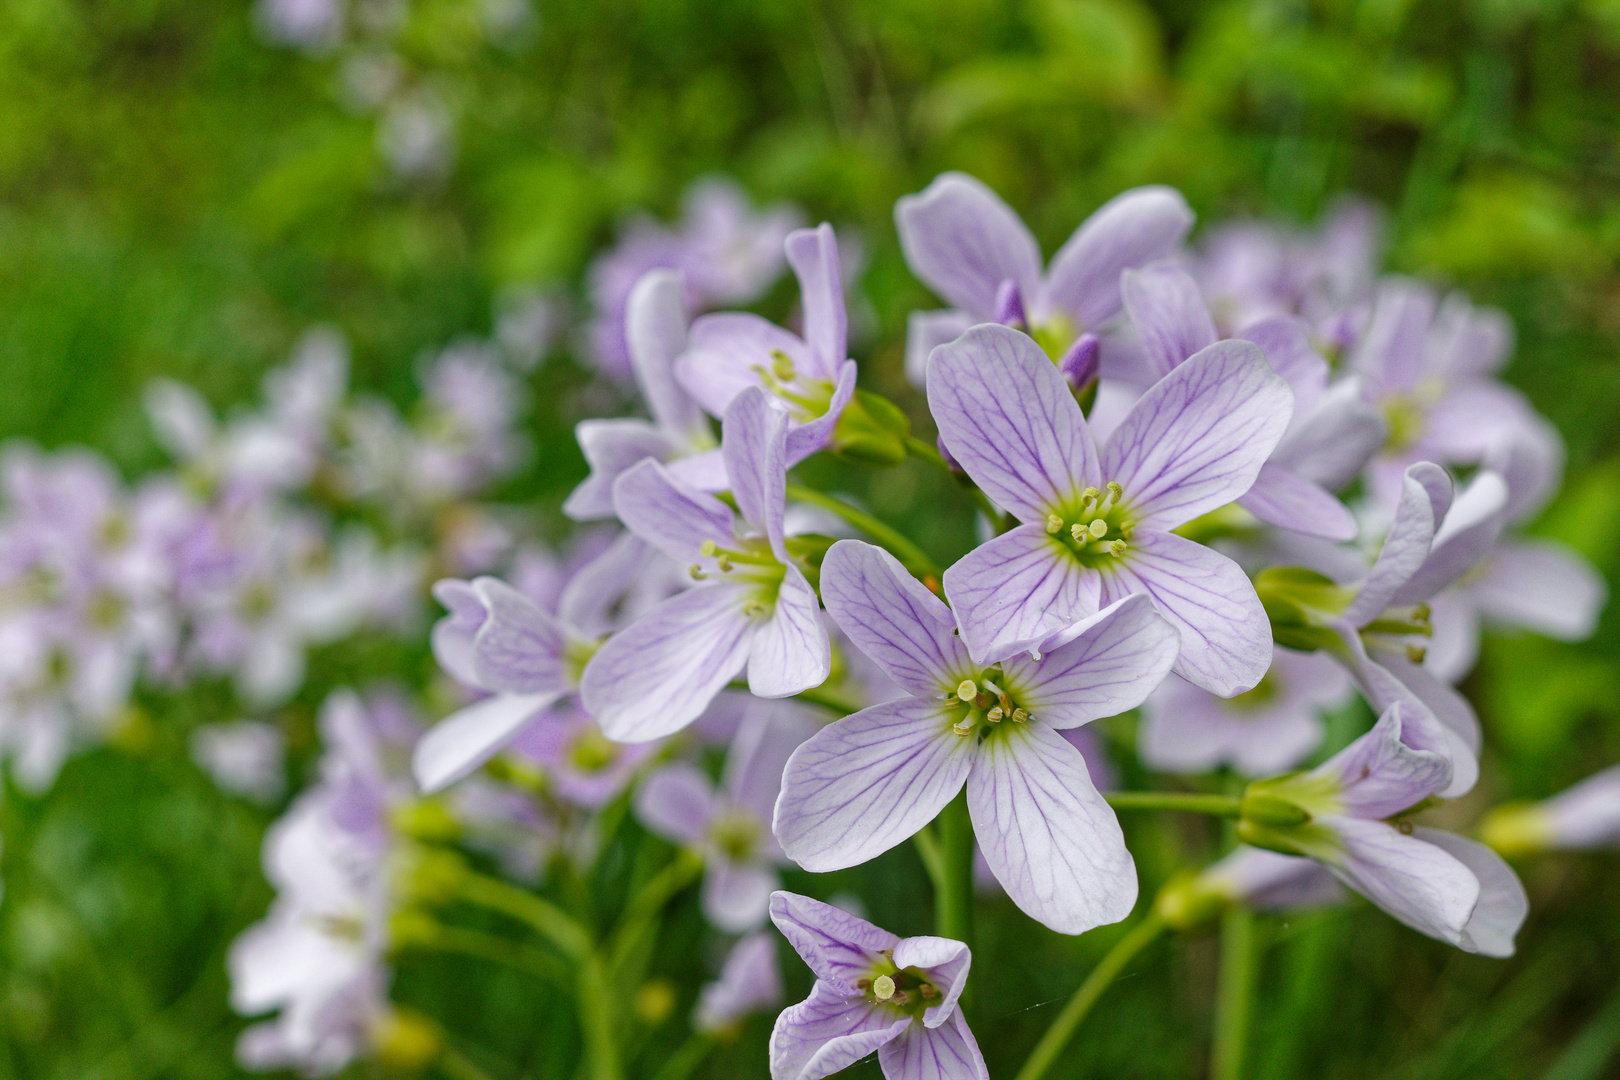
[986,706,1004,723]
[856,978,872,991]
[1106,481,1123,501]
[1070,523,1088,544]
[1088,519,1108,539]
[952,719,974,737]
[1046,514,1063,535]
[770,350,797,382]
[1080,486,1100,508]
[689,565,707,580]
[920,984,939,999]
[891,990,910,1006]
[700,540,719,557]
[1406,644,1427,664]
[716,552,733,572]
[872,975,896,1001]
[1011,708,1028,723]
[957,680,977,703]
[1413,603,1432,624]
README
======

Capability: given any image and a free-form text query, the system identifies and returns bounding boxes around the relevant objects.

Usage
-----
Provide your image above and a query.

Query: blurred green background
[3,0,1620,1077]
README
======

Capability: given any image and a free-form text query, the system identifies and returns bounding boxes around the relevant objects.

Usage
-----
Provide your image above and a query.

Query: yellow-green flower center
[1047,482,1135,568]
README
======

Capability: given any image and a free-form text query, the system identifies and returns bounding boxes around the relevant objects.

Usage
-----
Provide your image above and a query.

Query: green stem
[457,870,593,959]
[577,953,623,1080]
[648,1033,717,1080]
[412,925,571,985]
[439,1046,500,1080]
[913,824,945,890]
[609,849,703,974]
[905,436,1002,522]
[793,682,860,716]
[785,483,941,579]
[1104,792,1243,817]
[1211,904,1256,1080]
[1014,913,1167,1080]
[935,792,975,959]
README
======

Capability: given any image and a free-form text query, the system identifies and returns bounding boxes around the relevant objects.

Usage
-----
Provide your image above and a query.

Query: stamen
[891,990,910,1006]
[1103,540,1127,557]
[920,984,939,999]
[770,350,797,382]
[957,680,977,702]
[689,565,706,580]
[716,552,733,572]
[952,718,974,737]
[872,975,896,1001]
[986,706,1004,723]
[1106,481,1123,501]
[1406,644,1427,664]
[1046,514,1063,535]
[856,978,872,990]
[1070,523,1088,544]
[1011,708,1029,723]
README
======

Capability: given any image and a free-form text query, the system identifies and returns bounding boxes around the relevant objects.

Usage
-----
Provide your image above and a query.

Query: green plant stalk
[648,1033,717,1080]
[609,848,703,975]
[1014,913,1167,1080]
[935,792,975,977]
[1105,791,1243,817]
[457,870,593,960]
[784,482,941,579]
[439,1046,500,1080]
[904,435,1003,522]
[577,953,623,1080]
[411,925,571,985]
[1211,904,1256,1080]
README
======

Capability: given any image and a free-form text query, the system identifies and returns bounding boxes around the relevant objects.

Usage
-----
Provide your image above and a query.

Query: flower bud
[831,389,911,467]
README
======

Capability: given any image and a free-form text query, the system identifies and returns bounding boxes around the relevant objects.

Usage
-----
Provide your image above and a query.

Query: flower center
[1047,483,1134,568]
[1226,671,1280,712]
[567,728,619,774]
[752,351,836,424]
[1361,603,1434,664]
[689,538,788,619]
[856,952,941,1015]
[708,809,761,862]
[945,672,1034,740]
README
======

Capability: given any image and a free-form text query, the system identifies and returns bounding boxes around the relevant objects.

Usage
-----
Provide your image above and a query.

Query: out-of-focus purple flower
[1154,846,1345,931]
[192,720,288,804]
[768,891,987,1080]
[775,540,1178,935]
[1139,646,1351,778]
[1237,702,1526,956]
[256,0,345,51]
[637,707,816,931]
[582,388,831,742]
[928,323,1290,695]
[510,705,656,809]
[695,931,783,1035]
[1480,764,1620,856]
[895,172,1193,387]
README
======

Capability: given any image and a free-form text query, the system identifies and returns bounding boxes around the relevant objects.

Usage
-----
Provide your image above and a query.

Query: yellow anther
[986,706,1004,723]
[1070,523,1087,543]
[952,719,975,737]
[716,552,733,572]
[689,565,707,580]
[1011,708,1029,723]
[700,540,719,557]
[1088,519,1108,539]
[872,975,896,1001]
[1046,514,1063,535]
[957,680,977,702]
[1105,540,1127,557]
[1406,644,1428,664]
[1080,486,1100,508]
[771,350,797,382]
[1106,481,1124,501]
[920,984,939,999]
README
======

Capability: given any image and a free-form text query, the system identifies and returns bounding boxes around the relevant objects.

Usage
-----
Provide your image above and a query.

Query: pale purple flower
[1480,764,1620,855]
[695,931,784,1035]
[774,539,1178,934]
[191,720,288,804]
[1238,702,1527,956]
[565,269,723,519]
[1196,846,1346,914]
[1139,645,1351,777]
[581,387,831,742]
[674,224,858,466]
[636,707,816,931]
[510,705,655,809]
[256,0,344,50]
[895,172,1193,386]
[768,891,987,1080]
[928,322,1291,695]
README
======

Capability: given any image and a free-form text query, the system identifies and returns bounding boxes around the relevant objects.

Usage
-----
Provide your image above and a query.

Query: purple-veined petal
[768,891,901,987]
[470,578,566,694]
[1202,846,1345,912]
[1044,186,1194,329]
[412,692,558,793]
[723,386,790,550]
[1100,338,1292,530]
[634,762,717,844]
[1119,263,1217,381]
[564,419,680,521]
[581,584,755,743]
[1234,315,1328,410]
[1420,381,1535,462]
[1350,278,1436,393]
[704,858,779,933]
[1390,471,1507,606]
[927,323,1098,522]
[1413,829,1526,958]
[1237,463,1357,541]
[611,458,734,564]
[941,524,1099,666]
[786,224,847,380]
[1322,816,1479,951]
[430,578,487,686]
[905,309,976,388]
[556,530,656,636]
[626,268,708,438]
[1097,530,1270,698]
[677,312,812,418]
[966,721,1137,935]
[1003,593,1179,729]
[895,172,1042,319]
[1364,642,1481,796]
[877,1009,990,1080]
[1473,539,1606,641]
[774,699,974,873]
[749,566,831,698]
[1315,703,1451,819]
[784,359,858,467]
[769,982,909,1080]
[820,539,973,698]
[1272,376,1386,490]
[890,937,971,1028]
[664,446,728,492]
[1342,462,1453,627]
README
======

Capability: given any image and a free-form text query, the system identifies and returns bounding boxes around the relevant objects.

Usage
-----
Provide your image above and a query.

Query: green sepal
[784,533,838,592]
[831,389,911,467]
[1239,789,1312,828]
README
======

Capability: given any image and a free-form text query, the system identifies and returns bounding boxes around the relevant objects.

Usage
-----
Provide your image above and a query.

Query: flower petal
[941,524,1099,666]
[1390,471,1507,606]
[1473,539,1606,641]
[1100,338,1292,529]
[564,418,681,521]
[611,457,734,564]
[927,323,1098,523]
[1412,829,1526,958]
[1315,702,1452,819]
[821,539,974,698]
[1272,376,1386,490]
[877,1009,990,1080]
[774,699,974,872]
[895,172,1042,318]
[769,982,909,1080]
[784,359,858,467]
[905,309,976,388]
[634,762,717,844]
[890,937,971,1028]
[1342,462,1452,627]
[1236,463,1357,541]
[582,584,755,743]
[470,577,567,694]
[749,566,832,698]
[704,858,779,933]
[1350,278,1436,392]
[967,721,1137,935]
[1097,529,1271,698]
[1119,263,1217,381]
[723,386,790,551]
[412,692,558,793]
[1003,593,1179,729]
[768,890,901,987]
[1322,816,1479,950]
[677,312,811,418]
[786,224,847,379]
[1234,315,1328,410]
[1044,186,1194,329]
[626,268,708,438]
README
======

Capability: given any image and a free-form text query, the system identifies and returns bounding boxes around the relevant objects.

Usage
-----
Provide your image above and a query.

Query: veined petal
[1364,642,1481,797]
[664,446,728,492]
[784,359,858,467]
[634,762,717,845]
[821,540,974,699]
[895,172,1042,319]
[1119,263,1217,381]
[470,577,567,694]
[1391,471,1507,606]
[723,386,790,550]
[769,982,909,1080]
[1101,339,1292,529]
[611,458,734,564]
[557,530,657,636]
[1234,315,1328,410]
[768,891,901,987]
[1342,462,1453,627]
[626,268,708,438]
[678,312,812,418]
[749,566,831,698]
[927,324,1099,523]
[1044,185,1194,329]
[412,692,558,793]
[905,309,975,388]
[1237,463,1357,541]
[941,524,1099,666]
[582,584,755,743]
[786,224,847,379]
[1413,829,1527,958]
[1097,530,1270,698]
[1350,278,1436,392]
[1323,816,1479,950]
[1272,376,1386,490]
[966,721,1137,935]
[430,578,486,686]
[878,1010,989,1080]
[564,418,680,521]
[1314,703,1451,819]
[1004,593,1179,729]
[774,699,974,872]
[1473,539,1606,641]
[704,859,779,934]
[890,937,970,1028]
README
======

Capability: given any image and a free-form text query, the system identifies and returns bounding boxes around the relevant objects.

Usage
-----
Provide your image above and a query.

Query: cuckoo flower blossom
[775,540,1178,935]
[1480,764,1620,856]
[895,172,1193,386]
[928,323,1290,695]
[1237,702,1527,956]
[675,224,857,466]
[696,931,784,1035]
[582,387,831,742]
[769,891,986,1080]
[565,269,722,519]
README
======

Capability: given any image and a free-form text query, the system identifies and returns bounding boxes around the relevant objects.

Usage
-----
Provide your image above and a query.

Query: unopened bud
[1058,332,1100,391]
[993,279,1027,328]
